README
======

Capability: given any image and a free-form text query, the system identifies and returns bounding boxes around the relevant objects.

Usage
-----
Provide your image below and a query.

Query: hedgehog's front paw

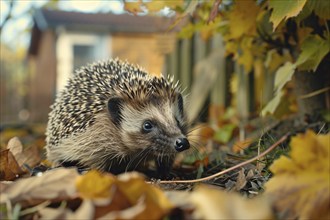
[155,159,174,180]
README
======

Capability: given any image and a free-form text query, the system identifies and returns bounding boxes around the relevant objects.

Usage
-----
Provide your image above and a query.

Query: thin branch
[207,0,222,24]
[157,133,289,184]
[299,87,330,99]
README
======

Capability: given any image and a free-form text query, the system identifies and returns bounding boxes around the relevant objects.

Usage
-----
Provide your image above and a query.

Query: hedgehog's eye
[142,120,154,133]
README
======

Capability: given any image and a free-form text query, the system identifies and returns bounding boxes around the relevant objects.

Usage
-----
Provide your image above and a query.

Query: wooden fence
[165,33,275,124]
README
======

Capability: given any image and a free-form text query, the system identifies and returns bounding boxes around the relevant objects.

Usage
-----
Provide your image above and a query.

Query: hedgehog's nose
[175,137,190,152]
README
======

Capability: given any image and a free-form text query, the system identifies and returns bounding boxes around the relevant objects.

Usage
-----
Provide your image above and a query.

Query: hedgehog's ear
[107,97,123,127]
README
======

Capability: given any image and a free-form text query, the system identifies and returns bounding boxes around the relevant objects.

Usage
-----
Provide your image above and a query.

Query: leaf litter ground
[0,116,329,219]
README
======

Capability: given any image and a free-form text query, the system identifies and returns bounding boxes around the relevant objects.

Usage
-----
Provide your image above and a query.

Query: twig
[158,133,289,184]
[299,87,330,99]
[207,0,222,24]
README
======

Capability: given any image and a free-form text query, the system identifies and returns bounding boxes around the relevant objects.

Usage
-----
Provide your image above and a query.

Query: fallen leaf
[0,168,79,208]
[116,172,173,219]
[67,199,94,220]
[234,169,247,191]
[190,185,273,219]
[233,138,253,153]
[0,149,25,181]
[38,199,94,220]
[76,171,173,219]
[7,137,41,172]
[38,207,67,220]
[76,170,115,199]
[97,197,146,220]
[188,124,214,144]
[213,124,236,143]
[6,137,23,155]
[265,130,330,219]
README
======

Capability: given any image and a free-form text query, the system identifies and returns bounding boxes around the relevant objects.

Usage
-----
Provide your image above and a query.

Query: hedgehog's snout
[174,137,190,152]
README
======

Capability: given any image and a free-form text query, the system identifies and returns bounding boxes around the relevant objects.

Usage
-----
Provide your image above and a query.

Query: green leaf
[213,124,236,143]
[296,35,330,71]
[274,62,296,94]
[261,90,283,116]
[269,0,307,29]
[306,0,330,19]
[262,62,297,117]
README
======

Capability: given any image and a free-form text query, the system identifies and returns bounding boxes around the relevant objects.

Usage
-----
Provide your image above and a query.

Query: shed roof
[28,9,178,55]
[34,9,174,32]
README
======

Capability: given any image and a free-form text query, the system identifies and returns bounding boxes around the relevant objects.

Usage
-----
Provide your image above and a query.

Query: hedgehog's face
[107,93,190,156]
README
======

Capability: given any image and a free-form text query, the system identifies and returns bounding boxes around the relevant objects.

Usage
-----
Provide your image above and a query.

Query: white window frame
[56,30,111,92]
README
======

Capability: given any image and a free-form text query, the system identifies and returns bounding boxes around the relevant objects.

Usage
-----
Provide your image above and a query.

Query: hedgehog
[45,58,190,177]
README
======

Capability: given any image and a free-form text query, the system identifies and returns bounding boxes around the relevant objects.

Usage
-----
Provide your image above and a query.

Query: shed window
[73,45,95,70]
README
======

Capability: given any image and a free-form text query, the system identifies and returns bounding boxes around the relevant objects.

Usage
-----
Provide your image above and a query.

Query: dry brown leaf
[67,199,94,220]
[6,137,23,155]
[246,169,255,180]
[234,168,247,191]
[97,197,146,220]
[75,171,173,219]
[116,172,173,219]
[38,207,67,220]
[265,130,330,219]
[232,138,253,153]
[7,137,41,172]
[94,186,132,218]
[0,168,79,208]
[38,199,94,220]
[186,124,214,151]
[0,149,25,181]
[190,185,273,219]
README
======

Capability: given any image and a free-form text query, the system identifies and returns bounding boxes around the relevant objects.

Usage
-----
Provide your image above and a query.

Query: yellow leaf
[290,130,329,171]
[265,49,292,73]
[237,38,254,73]
[144,1,166,12]
[227,0,260,39]
[295,34,330,71]
[116,172,173,219]
[145,0,183,12]
[269,0,307,30]
[233,138,253,153]
[76,170,115,199]
[265,130,330,219]
[190,185,273,219]
[199,17,222,41]
[297,27,313,44]
[124,0,144,15]
[230,73,238,94]
[225,40,238,56]
[274,62,296,94]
